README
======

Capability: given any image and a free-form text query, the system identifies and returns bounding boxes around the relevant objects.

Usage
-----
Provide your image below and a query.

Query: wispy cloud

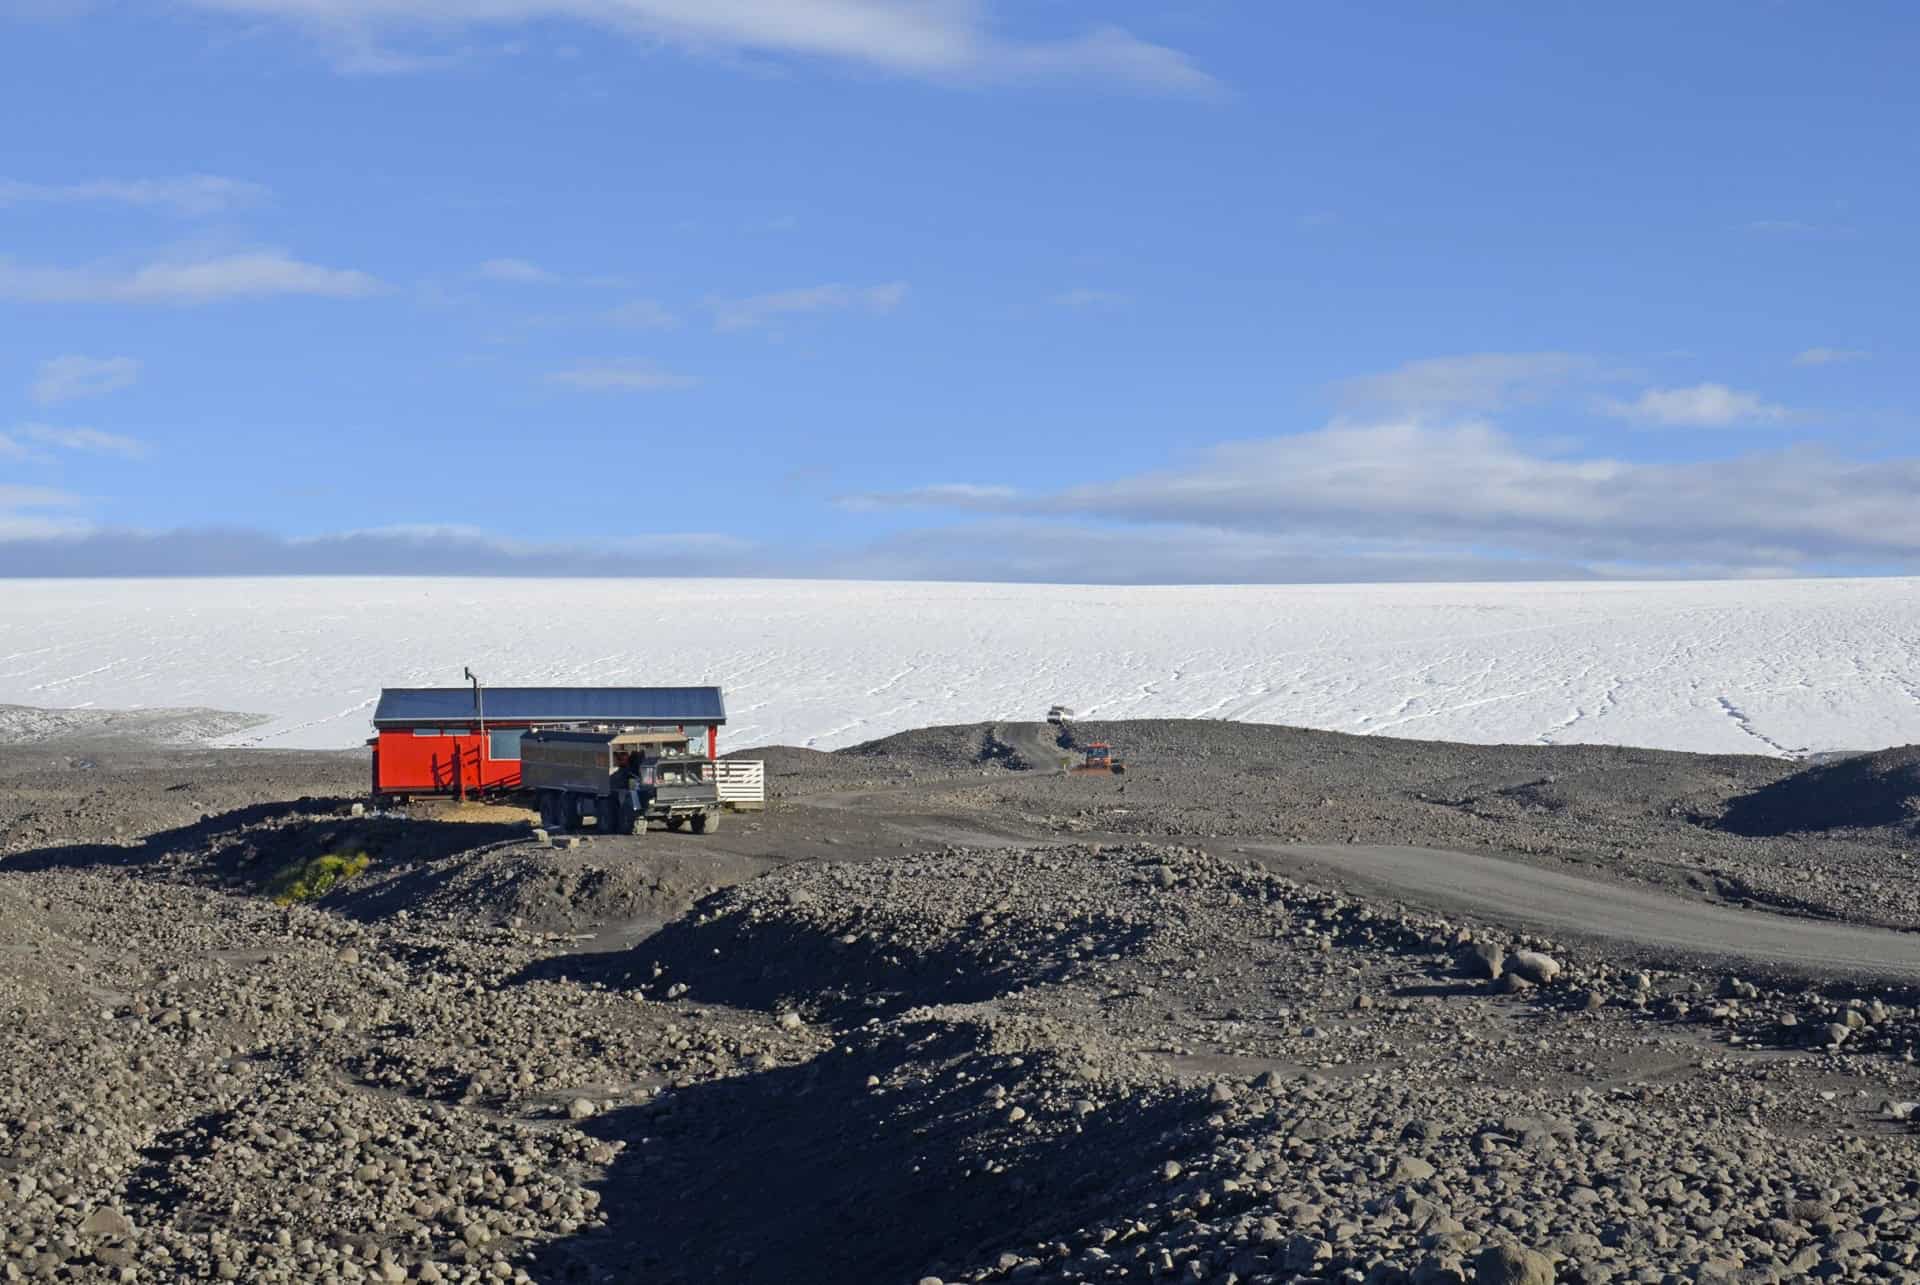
[1338,352,1600,412]
[30,355,140,405]
[1051,288,1129,310]
[0,174,268,216]
[845,420,1920,573]
[1742,218,1855,237]
[476,257,558,284]
[1602,383,1790,428]
[174,2,1217,94]
[0,483,85,541]
[0,251,385,304]
[1792,346,1871,367]
[2,424,148,460]
[0,521,760,576]
[604,298,679,329]
[13,421,1920,579]
[826,519,1596,585]
[545,359,698,391]
[711,281,907,332]
[988,23,1219,94]
[841,482,1017,512]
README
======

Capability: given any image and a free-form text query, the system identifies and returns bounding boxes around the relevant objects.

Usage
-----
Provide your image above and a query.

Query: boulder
[1473,1243,1554,1284]
[1462,942,1505,980]
[80,1207,133,1240]
[1507,951,1561,985]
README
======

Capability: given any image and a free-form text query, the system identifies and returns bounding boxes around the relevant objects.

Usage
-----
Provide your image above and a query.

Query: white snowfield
[1,577,1916,757]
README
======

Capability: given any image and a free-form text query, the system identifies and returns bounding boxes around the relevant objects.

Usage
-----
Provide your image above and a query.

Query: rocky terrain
[5,713,1920,1283]
[0,706,266,748]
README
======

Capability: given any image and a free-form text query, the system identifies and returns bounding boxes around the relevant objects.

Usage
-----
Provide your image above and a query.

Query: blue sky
[1,1,1916,581]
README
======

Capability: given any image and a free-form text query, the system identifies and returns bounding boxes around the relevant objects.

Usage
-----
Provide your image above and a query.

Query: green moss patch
[264,852,370,904]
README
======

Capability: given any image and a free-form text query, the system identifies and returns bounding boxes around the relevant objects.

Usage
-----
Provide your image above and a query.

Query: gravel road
[1248,842,1920,983]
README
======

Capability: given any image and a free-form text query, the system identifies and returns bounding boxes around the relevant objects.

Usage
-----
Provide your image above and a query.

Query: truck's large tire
[666,816,686,832]
[692,809,720,835]
[538,790,559,828]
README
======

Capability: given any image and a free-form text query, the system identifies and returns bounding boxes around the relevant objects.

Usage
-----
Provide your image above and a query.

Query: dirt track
[1248,842,1920,982]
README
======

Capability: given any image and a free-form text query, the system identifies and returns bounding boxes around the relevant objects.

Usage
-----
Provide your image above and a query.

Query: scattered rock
[79,1207,133,1239]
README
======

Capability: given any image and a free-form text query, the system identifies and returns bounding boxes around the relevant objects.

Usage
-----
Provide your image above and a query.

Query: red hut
[368,685,726,799]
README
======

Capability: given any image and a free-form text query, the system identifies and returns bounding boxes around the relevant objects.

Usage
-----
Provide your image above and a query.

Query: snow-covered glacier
[1,576,1915,756]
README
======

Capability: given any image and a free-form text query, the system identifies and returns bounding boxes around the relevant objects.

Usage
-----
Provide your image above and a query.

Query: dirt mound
[733,743,863,799]
[322,843,652,932]
[743,723,1045,798]
[843,722,1001,764]
[1719,745,1920,836]
[620,844,1163,1019]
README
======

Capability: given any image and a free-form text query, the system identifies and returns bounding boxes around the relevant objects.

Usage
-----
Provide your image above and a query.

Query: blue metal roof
[373,686,726,727]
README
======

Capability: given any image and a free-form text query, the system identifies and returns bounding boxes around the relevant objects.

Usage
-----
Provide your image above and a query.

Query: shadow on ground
[0,798,527,902]
[1718,746,1920,837]
[512,895,1153,1023]
[0,798,348,874]
[522,1020,1205,1285]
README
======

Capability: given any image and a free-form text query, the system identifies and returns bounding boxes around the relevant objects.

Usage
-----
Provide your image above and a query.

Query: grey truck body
[520,729,722,835]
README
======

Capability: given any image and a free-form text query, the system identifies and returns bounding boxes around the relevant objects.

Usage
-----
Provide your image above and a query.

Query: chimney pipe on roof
[463,667,484,802]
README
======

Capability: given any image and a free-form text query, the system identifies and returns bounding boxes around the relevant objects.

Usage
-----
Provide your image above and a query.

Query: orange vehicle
[1073,743,1126,774]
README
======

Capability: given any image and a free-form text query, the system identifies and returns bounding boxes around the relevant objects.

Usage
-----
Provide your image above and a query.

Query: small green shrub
[265,852,370,904]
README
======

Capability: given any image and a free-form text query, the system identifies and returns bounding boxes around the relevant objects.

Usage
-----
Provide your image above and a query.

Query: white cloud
[325,523,754,559]
[476,257,558,283]
[1051,288,1129,310]
[545,359,698,391]
[30,355,140,405]
[174,1,1217,93]
[1338,352,1599,412]
[0,0,98,16]
[847,420,1920,572]
[12,421,1920,579]
[604,298,679,329]
[0,251,385,304]
[1743,219,1855,237]
[0,174,268,216]
[827,519,1595,585]
[1792,347,1871,367]
[0,483,84,540]
[10,424,148,459]
[1602,383,1789,428]
[990,22,1217,93]
[841,482,1016,511]
[711,280,907,331]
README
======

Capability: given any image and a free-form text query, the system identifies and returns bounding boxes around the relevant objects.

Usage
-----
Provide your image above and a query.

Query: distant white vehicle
[1047,704,1075,724]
